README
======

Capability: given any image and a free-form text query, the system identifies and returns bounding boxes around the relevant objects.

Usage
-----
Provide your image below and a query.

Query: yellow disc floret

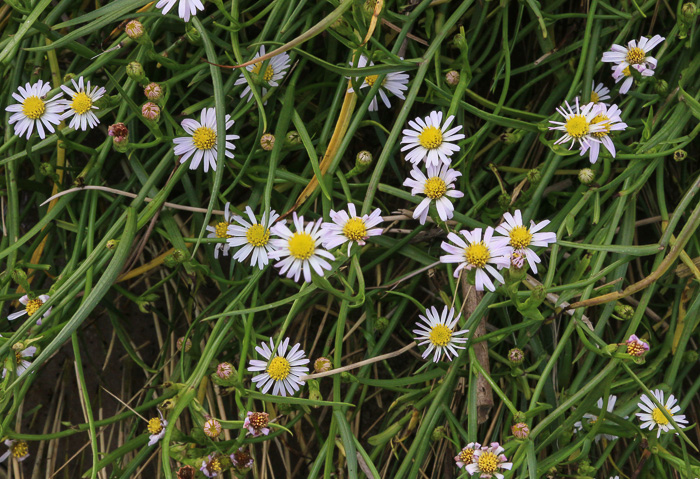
[147,417,164,435]
[418,126,443,149]
[459,448,474,463]
[590,91,600,103]
[215,222,231,239]
[564,115,589,139]
[22,96,45,119]
[625,47,646,65]
[210,458,222,472]
[424,177,447,200]
[252,63,275,82]
[477,451,499,474]
[71,92,93,115]
[429,324,453,347]
[288,232,315,260]
[651,406,672,426]
[342,218,368,242]
[267,356,291,381]
[465,243,490,268]
[25,298,44,317]
[622,66,632,77]
[590,114,612,138]
[246,224,270,247]
[11,440,28,458]
[365,75,379,87]
[509,226,533,249]
[192,127,216,150]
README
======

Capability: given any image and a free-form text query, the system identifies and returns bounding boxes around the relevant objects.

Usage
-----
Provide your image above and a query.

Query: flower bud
[144,82,163,101]
[11,268,27,284]
[374,316,389,333]
[40,162,55,177]
[177,337,192,352]
[260,133,275,151]
[230,448,253,469]
[106,239,118,249]
[314,357,332,373]
[163,248,188,267]
[614,303,634,320]
[142,102,160,121]
[125,20,144,40]
[431,426,446,441]
[578,168,595,185]
[682,3,697,21]
[445,70,460,86]
[682,350,698,363]
[498,192,511,210]
[512,422,529,439]
[126,61,146,83]
[63,73,76,84]
[286,130,301,146]
[508,348,525,365]
[340,371,357,383]
[203,418,222,438]
[216,362,233,379]
[527,168,541,184]
[453,33,467,50]
[653,78,668,95]
[673,149,687,162]
[356,150,373,166]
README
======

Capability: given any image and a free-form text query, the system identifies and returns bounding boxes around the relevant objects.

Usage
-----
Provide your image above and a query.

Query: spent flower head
[244,411,270,437]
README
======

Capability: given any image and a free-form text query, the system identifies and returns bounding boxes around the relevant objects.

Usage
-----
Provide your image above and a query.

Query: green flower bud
[653,78,668,95]
[163,248,188,268]
[39,162,55,177]
[177,337,192,352]
[374,316,389,333]
[106,239,118,249]
[673,149,687,162]
[508,348,525,365]
[185,23,202,45]
[682,3,697,21]
[286,130,302,146]
[501,130,524,144]
[578,168,595,185]
[340,372,357,383]
[126,61,146,83]
[527,168,541,184]
[614,303,634,320]
[682,350,698,363]
[356,150,373,166]
[430,426,446,441]
[498,192,512,210]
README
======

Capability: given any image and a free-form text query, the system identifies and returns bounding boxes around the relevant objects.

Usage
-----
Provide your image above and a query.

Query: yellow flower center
[246,224,270,247]
[509,225,533,249]
[478,451,499,474]
[418,126,443,149]
[465,242,490,268]
[210,458,222,472]
[252,62,275,82]
[192,126,216,150]
[429,324,453,347]
[71,92,93,115]
[214,221,231,239]
[590,91,600,103]
[342,217,368,242]
[627,341,647,356]
[11,441,28,458]
[651,406,672,426]
[591,114,612,138]
[147,417,163,435]
[564,115,589,139]
[26,298,44,316]
[459,448,474,463]
[622,66,632,77]
[288,232,315,260]
[267,356,291,381]
[250,412,269,429]
[625,47,646,65]
[22,96,45,119]
[365,74,379,87]
[424,177,447,200]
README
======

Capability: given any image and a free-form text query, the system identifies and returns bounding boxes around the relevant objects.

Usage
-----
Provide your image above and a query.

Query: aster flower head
[590,81,611,104]
[440,228,511,292]
[235,46,291,103]
[549,98,609,153]
[493,210,557,274]
[400,111,465,167]
[579,103,628,164]
[454,442,481,469]
[612,63,655,94]
[573,395,622,442]
[6,80,64,139]
[244,411,270,437]
[412,306,469,363]
[626,334,650,357]
[231,447,254,469]
[403,163,464,224]
[0,440,29,463]
[636,389,688,437]
[200,454,222,478]
[147,410,168,446]
[2,345,36,379]
[206,202,233,259]
[268,213,335,283]
[466,442,513,479]
[59,76,105,131]
[203,418,221,438]
[8,294,51,325]
[227,206,279,270]
[347,55,409,111]
[322,203,383,255]
[173,107,239,172]
[248,337,310,396]
[602,35,665,77]
[156,0,204,22]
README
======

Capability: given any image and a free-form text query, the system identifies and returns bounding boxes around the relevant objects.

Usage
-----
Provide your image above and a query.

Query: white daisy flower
[454,442,481,469]
[5,80,64,140]
[58,76,105,131]
[412,306,468,363]
[347,55,409,111]
[590,81,611,104]
[227,206,280,269]
[146,410,168,446]
[602,35,665,77]
[322,203,383,255]
[205,202,233,259]
[493,210,557,274]
[636,389,688,438]
[466,442,513,479]
[573,395,622,442]
[8,294,51,325]
[155,0,204,22]
[268,213,335,283]
[548,98,609,153]
[400,111,465,167]
[173,107,239,172]
[0,439,29,462]
[612,63,655,95]
[579,103,627,164]
[2,346,36,378]
[235,46,291,103]
[248,337,310,396]
[440,227,511,292]
[403,163,464,224]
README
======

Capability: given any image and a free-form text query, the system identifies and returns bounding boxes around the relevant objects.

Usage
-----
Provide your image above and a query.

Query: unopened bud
[375,317,389,333]
[498,192,511,209]
[682,350,698,363]
[431,426,446,441]
[144,82,163,101]
[185,23,202,45]
[578,168,595,185]
[508,348,525,365]
[176,465,196,479]
[314,357,332,373]
[105,239,118,250]
[501,130,524,144]
[673,149,687,162]
[286,130,301,146]
[653,78,668,95]
[527,168,541,184]
[142,102,160,121]
[260,133,275,151]
[126,61,146,83]
[512,422,529,439]
[163,248,187,268]
[177,337,192,352]
[356,150,373,166]
[216,362,233,379]
[453,33,467,50]
[203,418,222,438]
[11,269,27,284]
[39,162,55,177]
[445,70,460,86]
[125,20,144,40]
[614,303,634,320]
[682,3,697,21]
